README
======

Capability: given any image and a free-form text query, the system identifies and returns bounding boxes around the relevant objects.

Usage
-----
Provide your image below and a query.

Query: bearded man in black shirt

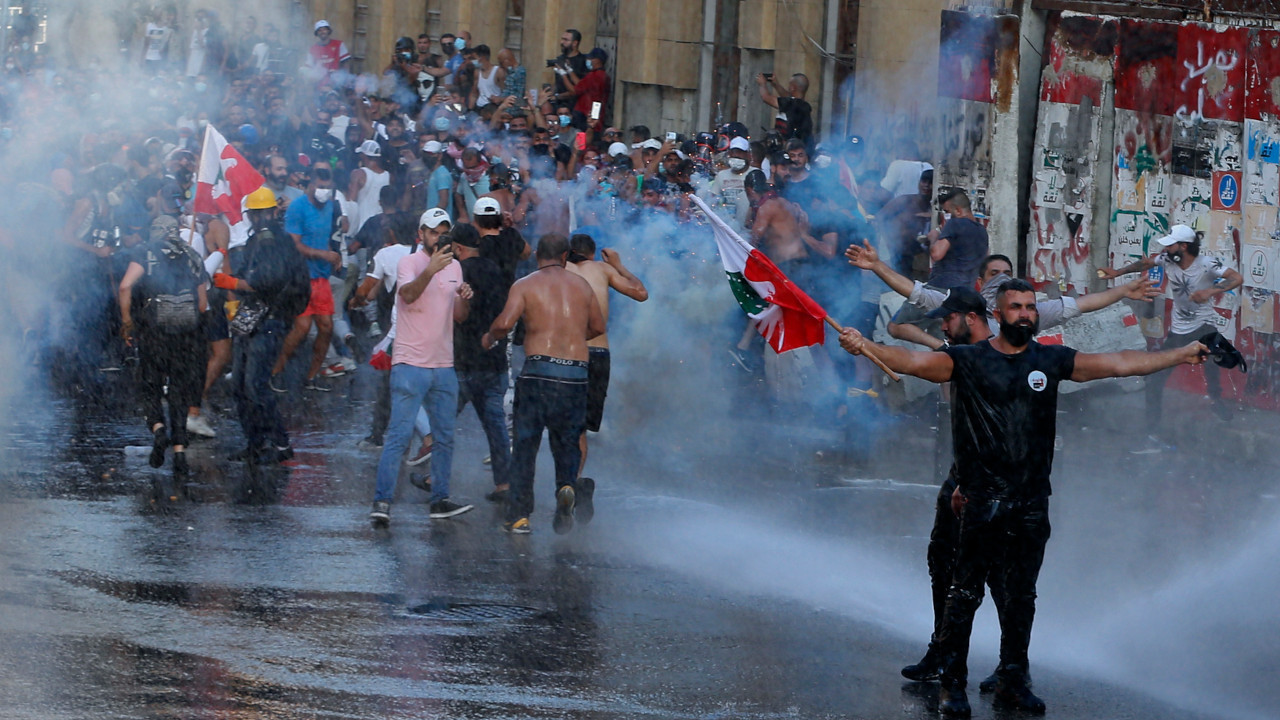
[839,279,1208,717]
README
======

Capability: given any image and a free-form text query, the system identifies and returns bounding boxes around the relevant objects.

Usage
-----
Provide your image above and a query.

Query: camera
[763,72,774,82]
[545,59,559,68]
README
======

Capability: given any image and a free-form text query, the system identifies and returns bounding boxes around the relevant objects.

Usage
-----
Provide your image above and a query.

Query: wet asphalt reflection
[0,366,1272,719]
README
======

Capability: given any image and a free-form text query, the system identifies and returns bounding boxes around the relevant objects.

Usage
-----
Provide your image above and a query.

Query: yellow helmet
[245,186,278,210]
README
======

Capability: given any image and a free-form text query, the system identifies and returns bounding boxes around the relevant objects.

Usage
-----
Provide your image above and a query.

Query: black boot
[939,684,971,717]
[994,666,1045,714]
[901,645,943,682]
[149,426,168,468]
[172,451,188,476]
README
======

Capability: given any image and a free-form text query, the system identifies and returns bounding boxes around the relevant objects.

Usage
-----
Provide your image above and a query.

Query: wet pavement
[1,359,1277,720]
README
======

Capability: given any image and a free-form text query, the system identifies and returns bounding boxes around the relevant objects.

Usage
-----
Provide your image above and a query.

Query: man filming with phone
[756,71,814,150]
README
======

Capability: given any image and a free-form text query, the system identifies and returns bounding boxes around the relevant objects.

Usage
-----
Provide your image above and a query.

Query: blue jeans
[375,364,457,503]
[457,369,512,488]
[232,316,289,451]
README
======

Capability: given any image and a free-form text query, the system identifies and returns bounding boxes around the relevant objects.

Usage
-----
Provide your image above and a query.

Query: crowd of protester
[0,9,954,468]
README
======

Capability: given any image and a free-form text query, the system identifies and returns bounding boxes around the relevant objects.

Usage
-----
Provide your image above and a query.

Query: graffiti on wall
[1027,14,1113,292]
[1028,16,1280,402]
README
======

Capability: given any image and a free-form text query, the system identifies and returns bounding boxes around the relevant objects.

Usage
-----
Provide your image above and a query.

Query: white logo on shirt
[1027,370,1048,392]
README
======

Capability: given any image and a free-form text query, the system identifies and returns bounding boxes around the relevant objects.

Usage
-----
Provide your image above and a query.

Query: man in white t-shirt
[881,140,934,199]
[1101,224,1243,424]
[706,136,753,233]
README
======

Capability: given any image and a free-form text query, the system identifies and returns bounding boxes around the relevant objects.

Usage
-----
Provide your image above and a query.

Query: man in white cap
[421,140,454,218]
[1100,224,1243,424]
[707,135,753,232]
[369,207,474,526]
[349,139,390,234]
[308,20,350,77]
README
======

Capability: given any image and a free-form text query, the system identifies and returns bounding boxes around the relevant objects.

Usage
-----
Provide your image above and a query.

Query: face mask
[197,119,209,130]
[472,59,480,68]
[194,82,208,93]
[313,188,334,203]
[454,38,466,50]
[558,115,571,127]
[728,158,746,171]
[433,116,451,132]
[942,212,953,222]
[814,155,831,169]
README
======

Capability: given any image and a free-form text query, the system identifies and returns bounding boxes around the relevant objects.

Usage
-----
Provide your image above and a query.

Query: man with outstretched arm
[1099,224,1243,425]
[483,233,605,535]
[839,279,1208,718]
[846,241,1159,349]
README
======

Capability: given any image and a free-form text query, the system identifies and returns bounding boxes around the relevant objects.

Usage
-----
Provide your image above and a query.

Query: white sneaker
[339,356,357,372]
[186,413,216,438]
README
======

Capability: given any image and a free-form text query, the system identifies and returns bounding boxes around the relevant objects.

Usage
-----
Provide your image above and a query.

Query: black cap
[926,286,988,319]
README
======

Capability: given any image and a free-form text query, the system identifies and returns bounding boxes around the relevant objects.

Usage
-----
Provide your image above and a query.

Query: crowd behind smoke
[0,2,936,436]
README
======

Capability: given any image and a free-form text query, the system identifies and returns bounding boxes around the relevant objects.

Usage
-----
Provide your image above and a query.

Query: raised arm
[1076,275,1159,313]
[601,249,648,301]
[1071,342,1206,383]
[846,240,916,299]
[838,328,954,383]
[1099,252,1159,280]
[399,249,454,304]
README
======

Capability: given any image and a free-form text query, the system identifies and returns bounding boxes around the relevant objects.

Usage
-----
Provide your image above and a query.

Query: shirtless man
[744,169,833,264]
[566,233,648,479]
[483,233,606,535]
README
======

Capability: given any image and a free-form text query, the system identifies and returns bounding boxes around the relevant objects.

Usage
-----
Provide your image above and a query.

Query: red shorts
[302,277,335,316]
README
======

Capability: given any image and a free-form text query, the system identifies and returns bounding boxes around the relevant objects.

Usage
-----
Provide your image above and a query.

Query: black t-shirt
[554,52,591,97]
[479,227,525,290]
[454,255,509,373]
[942,340,1077,502]
[931,217,988,289]
[776,96,814,147]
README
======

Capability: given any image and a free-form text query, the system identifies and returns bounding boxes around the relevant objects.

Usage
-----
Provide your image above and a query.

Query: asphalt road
[0,358,1276,720]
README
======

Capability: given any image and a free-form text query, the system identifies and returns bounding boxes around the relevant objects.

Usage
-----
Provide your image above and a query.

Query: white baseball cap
[1157,224,1196,247]
[729,136,751,152]
[356,139,381,157]
[420,207,451,229]
[314,20,331,34]
[607,142,629,158]
[641,138,662,150]
[473,197,502,217]
[422,140,443,153]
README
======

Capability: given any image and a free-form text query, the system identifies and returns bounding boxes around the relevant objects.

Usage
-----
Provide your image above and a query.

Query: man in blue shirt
[271,164,344,391]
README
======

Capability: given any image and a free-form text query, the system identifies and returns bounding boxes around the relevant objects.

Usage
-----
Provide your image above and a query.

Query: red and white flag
[691,194,828,354]
[194,125,263,225]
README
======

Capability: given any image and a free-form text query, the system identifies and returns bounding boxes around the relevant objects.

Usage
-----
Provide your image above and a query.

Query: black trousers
[506,371,586,523]
[926,475,1008,654]
[936,494,1051,688]
[138,329,206,447]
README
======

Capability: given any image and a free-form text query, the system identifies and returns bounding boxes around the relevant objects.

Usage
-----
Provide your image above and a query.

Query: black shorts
[205,289,231,342]
[586,347,611,432]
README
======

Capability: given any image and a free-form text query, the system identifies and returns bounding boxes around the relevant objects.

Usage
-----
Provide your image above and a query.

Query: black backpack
[142,239,206,334]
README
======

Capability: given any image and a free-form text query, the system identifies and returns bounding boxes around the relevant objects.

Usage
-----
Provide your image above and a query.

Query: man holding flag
[691,191,841,408]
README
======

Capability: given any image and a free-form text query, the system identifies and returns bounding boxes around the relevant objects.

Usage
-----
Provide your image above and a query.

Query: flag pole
[823,315,901,382]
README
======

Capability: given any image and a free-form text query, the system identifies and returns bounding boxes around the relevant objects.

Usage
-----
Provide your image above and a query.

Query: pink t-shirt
[393,252,461,368]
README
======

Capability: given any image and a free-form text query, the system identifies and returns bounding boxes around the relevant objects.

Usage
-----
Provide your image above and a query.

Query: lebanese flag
[692,194,827,353]
[194,124,263,225]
